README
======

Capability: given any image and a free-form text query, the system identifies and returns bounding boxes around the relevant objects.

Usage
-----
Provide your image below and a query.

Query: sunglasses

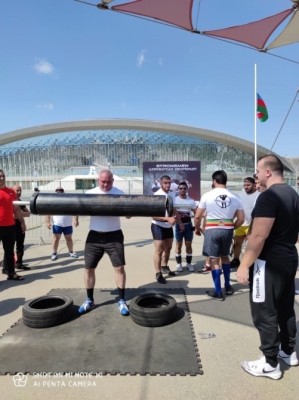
[178,187,187,190]
[55,190,64,193]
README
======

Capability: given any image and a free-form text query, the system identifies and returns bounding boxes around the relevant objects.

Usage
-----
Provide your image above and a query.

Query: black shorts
[84,230,125,268]
[151,223,173,241]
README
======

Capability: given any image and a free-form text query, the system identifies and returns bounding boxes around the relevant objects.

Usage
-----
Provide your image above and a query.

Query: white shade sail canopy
[266,10,299,50]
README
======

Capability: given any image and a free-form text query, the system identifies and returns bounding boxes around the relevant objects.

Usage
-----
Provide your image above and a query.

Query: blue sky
[1,0,298,156]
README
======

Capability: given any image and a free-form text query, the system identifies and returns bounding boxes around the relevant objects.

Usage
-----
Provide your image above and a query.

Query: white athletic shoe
[278,350,299,366]
[177,264,183,272]
[69,252,78,259]
[187,263,194,272]
[241,356,282,380]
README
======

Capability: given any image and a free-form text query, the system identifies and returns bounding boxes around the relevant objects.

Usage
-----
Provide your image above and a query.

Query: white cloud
[137,50,146,67]
[158,58,163,66]
[33,58,55,74]
[36,103,54,111]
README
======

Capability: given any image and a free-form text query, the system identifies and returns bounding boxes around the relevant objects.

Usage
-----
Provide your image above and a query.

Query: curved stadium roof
[0,119,293,172]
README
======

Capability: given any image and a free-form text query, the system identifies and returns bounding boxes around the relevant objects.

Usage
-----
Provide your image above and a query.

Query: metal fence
[25,214,51,244]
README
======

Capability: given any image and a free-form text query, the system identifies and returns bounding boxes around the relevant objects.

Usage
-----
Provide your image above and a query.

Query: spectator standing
[194,170,244,300]
[0,170,26,281]
[231,177,259,268]
[151,175,184,284]
[12,185,30,271]
[174,182,197,272]
[46,187,79,261]
[237,155,299,379]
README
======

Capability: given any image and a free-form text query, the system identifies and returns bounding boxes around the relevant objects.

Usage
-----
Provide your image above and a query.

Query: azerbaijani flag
[257,93,269,122]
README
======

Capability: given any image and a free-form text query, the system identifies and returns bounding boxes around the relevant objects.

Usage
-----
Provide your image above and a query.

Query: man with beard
[174,181,197,272]
[195,170,244,300]
[151,175,184,284]
[230,177,260,268]
[237,155,299,379]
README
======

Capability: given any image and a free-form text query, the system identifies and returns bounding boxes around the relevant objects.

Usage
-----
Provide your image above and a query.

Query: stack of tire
[130,293,177,327]
[22,295,73,329]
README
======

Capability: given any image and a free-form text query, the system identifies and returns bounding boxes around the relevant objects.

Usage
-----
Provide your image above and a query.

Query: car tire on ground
[22,295,73,328]
[130,293,177,327]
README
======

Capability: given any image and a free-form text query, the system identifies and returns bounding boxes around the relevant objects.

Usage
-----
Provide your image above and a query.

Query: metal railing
[23,214,51,244]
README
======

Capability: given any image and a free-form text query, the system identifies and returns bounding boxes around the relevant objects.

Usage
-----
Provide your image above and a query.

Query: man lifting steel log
[78,170,131,316]
[17,171,173,316]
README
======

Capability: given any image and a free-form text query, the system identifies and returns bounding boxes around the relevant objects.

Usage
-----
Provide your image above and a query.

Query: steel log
[29,193,173,217]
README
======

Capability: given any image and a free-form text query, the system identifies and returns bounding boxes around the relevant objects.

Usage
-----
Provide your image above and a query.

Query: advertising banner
[143,161,201,201]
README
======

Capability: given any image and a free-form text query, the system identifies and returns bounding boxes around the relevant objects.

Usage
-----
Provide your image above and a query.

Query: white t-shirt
[174,196,197,225]
[152,189,176,229]
[198,188,244,230]
[87,186,125,232]
[53,215,73,227]
[238,189,260,226]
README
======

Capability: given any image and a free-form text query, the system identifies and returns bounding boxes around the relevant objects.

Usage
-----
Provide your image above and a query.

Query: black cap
[244,177,255,184]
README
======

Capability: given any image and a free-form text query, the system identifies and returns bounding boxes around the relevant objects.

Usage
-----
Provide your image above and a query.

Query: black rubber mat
[0,288,202,376]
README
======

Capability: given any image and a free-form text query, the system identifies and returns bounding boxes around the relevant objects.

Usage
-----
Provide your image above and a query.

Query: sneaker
[16,264,31,271]
[161,266,176,276]
[78,298,95,314]
[156,272,166,284]
[51,254,57,261]
[118,299,130,316]
[69,252,78,259]
[241,356,282,380]
[177,264,183,272]
[187,263,194,272]
[225,285,235,295]
[205,290,224,301]
[230,258,240,268]
[201,264,211,272]
[278,350,299,366]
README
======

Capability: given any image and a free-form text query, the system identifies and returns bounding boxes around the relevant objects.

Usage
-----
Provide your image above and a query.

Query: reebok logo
[255,277,260,299]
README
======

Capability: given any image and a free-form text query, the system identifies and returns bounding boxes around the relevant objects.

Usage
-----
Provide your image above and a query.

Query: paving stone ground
[0,216,298,400]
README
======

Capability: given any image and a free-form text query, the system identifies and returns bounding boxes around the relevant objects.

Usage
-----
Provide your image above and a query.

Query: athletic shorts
[175,222,194,242]
[53,225,73,235]
[151,224,173,241]
[234,225,249,237]
[202,228,234,258]
[84,229,125,268]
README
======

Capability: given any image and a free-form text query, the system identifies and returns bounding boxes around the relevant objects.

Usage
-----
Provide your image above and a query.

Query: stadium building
[0,119,294,191]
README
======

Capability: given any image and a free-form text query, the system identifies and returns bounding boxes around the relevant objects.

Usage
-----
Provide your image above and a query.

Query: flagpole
[254,64,257,169]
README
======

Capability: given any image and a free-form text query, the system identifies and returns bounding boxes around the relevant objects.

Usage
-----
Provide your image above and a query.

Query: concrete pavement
[0,216,298,400]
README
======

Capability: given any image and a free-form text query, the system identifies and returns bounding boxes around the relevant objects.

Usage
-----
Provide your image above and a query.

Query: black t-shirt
[252,183,299,261]
[14,203,27,226]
